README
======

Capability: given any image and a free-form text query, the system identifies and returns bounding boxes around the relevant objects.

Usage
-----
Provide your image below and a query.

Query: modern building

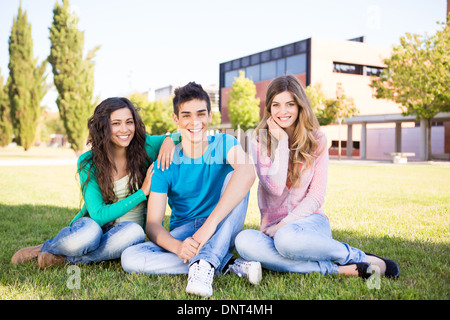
[219,36,450,161]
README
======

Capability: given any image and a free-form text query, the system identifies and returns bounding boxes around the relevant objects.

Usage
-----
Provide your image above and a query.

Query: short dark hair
[172,82,211,115]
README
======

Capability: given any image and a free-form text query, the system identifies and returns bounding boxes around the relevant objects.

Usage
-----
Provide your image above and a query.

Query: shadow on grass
[1,204,449,300]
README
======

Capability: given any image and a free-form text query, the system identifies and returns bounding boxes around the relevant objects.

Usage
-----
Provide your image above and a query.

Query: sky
[0,0,447,111]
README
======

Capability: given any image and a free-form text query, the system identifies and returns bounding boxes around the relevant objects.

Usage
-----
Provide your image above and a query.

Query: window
[250,53,260,65]
[240,56,250,68]
[223,61,232,72]
[365,66,383,76]
[232,59,240,70]
[261,51,271,62]
[246,65,260,82]
[271,47,282,59]
[261,61,276,81]
[225,70,239,87]
[286,53,306,74]
[283,44,294,57]
[333,62,362,75]
[294,41,307,53]
[276,59,286,76]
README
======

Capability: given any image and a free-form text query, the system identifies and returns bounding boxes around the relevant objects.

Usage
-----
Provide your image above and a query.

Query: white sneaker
[186,259,214,297]
[226,257,262,285]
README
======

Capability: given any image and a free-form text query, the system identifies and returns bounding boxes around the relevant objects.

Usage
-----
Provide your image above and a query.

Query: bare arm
[146,192,199,262]
[192,144,256,251]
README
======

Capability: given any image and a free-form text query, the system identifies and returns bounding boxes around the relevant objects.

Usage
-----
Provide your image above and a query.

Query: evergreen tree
[0,70,13,147]
[7,5,48,151]
[48,0,99,156]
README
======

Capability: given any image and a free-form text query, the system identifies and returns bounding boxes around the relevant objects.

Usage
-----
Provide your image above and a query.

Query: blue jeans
[235,213,366,275]
[41,217,145,264]
[121,172,249,274]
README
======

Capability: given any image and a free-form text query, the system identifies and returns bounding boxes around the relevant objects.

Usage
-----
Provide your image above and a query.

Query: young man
[121,82,261,297]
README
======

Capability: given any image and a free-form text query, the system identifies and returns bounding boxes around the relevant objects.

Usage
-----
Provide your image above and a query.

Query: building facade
[219,36,450,161]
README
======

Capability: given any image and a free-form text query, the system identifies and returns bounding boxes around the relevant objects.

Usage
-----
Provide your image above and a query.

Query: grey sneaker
[186,259,214,297]
[227,257,262,285]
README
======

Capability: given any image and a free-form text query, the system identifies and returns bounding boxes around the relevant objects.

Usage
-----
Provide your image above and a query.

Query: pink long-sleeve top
[251,130,329,230]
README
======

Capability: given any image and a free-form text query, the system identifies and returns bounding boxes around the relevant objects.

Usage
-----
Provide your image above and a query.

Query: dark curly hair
[79,97,151,204]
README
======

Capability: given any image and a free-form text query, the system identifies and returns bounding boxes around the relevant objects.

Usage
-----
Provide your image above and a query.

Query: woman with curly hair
[11,97,178,269]
[235,75,400,279]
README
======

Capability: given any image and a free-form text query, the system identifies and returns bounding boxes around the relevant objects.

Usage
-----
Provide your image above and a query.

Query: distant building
[146,83,219,107]
[219,36,450,161]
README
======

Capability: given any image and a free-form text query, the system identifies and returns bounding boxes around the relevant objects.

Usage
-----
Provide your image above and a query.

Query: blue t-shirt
[150,133,239,230]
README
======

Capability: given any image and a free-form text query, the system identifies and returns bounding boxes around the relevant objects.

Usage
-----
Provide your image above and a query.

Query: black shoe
[365,253,400,279]
[355,262,373,279]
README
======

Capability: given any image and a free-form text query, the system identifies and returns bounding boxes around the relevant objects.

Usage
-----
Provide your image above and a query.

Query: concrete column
[347,124,353,158]
[395,121,402,153]
[360,122,367,160]
[420,119,427,160]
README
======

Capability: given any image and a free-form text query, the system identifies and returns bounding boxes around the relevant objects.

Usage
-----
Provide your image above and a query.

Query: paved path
[0,158,77,166]
[0,157,448,167]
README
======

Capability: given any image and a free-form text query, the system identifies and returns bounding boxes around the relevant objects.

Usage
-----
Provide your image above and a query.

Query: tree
[332,82,358,160]
[227,70,260,140]
[7,5,48,151]
[128,92,177,135]
[306,82,358,160]
[370,15,450,160]
[305,83,337,126]
[48,0,99,156]
[210,107,222,128]
[0,69,13,147]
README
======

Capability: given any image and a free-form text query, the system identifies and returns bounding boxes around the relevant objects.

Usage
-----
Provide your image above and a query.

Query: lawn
[0,147,449,301]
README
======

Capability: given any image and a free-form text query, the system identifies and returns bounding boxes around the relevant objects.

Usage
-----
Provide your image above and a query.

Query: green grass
[0,148,449,300]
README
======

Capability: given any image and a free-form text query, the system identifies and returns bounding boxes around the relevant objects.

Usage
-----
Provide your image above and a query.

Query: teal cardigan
[69,133,180,227]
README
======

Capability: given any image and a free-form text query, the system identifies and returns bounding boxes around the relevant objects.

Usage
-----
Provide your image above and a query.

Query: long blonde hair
[255,75,321,187]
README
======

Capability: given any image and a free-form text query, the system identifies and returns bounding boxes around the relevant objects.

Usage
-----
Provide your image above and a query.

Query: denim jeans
[121,172,249,275]
[41,217,145,264]
[235,213,366,275]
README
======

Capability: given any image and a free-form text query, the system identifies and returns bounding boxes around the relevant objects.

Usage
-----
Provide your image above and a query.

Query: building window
[225,70,239,87]
[261,50,271,62]
[333,62,384,76]
[333,62,363,75]
[246,65,260,82]
[276,59,286,76]
[271,47,282,59]
[241,56,250,67]
[250,53,260,65]
[294,41,307,53]
[261,61,277,81]
[223,61,232,72]
[365,66,383,77]
[286,53,306,75]
[283,44,294,57]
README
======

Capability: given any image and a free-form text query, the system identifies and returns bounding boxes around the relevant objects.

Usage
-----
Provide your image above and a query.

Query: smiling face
[109,107,135,149]
[173,99,211,144]
[270,91,299,133]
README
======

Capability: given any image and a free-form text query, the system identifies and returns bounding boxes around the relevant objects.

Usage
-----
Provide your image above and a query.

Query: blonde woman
[235,75,400,279]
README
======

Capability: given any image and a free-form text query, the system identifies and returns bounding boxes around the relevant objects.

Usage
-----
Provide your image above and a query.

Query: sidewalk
[329,157,450,166]
[0,158,77,166]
